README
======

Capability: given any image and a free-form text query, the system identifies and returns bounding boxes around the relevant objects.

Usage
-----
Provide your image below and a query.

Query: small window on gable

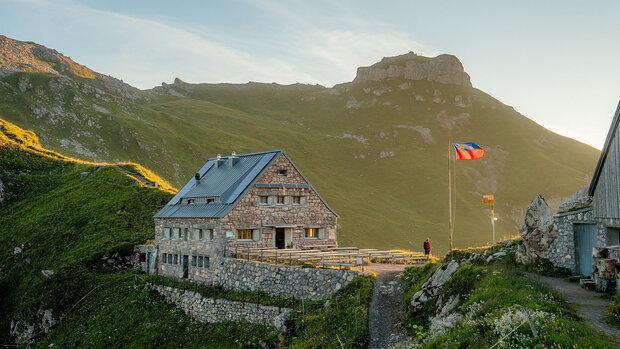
[305,228,319,239]
[276,196,285,205]
[277,169,288,177]
[292,196,301,205]
[259,196,268,205]
[207,198,215,204]
[176,228,181,239]
[187,199,195,204]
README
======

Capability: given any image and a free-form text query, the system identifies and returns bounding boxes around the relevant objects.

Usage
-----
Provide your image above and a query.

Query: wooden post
[242,289,245,308]
[524,308,540,342]
[302,297,305,315]
[260,250,263,262]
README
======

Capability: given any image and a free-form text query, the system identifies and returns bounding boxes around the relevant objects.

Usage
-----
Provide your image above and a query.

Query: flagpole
[448,141,453,257]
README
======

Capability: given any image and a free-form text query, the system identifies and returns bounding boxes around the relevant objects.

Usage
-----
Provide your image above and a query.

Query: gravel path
[527,273,620,343]
[366,264,411,349]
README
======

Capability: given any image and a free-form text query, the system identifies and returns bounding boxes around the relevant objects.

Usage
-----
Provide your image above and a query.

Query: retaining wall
[147,284,291,328]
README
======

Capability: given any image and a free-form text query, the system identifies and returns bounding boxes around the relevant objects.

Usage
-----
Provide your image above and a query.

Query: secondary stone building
[522,102,620,290]
[139,150,339,280]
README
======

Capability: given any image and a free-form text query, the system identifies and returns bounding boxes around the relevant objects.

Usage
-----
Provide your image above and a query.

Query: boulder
[409,261,460,313]
[516,195,558,262]
[558,187,591,213]
[272,310,291,333]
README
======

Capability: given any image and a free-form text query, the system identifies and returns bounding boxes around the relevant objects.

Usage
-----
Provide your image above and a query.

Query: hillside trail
[366,263,411,349]
[527,273,620,344]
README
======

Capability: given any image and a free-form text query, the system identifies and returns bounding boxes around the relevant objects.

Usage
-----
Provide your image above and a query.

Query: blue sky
[1,0,619,149]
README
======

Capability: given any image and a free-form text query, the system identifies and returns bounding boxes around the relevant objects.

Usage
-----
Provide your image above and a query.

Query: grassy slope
[0,119,276,347]
[0,70,600,253]
[0,119,375,347]
[402,249,617,348]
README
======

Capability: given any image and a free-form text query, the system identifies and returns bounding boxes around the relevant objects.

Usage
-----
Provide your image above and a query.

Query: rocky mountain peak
[0,35,98,79]
[353,51,472,87]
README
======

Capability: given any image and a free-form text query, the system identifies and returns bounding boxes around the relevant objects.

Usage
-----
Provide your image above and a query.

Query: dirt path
[366,264,411,349]
[527,273,620,343]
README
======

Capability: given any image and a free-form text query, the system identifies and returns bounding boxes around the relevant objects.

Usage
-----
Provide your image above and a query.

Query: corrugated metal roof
[154,150,281,219]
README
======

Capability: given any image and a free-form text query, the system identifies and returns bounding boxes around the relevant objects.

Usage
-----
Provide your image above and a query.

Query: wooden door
[577,224,597,276]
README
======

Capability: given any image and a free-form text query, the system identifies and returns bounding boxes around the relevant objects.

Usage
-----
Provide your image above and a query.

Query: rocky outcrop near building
[409,261,460,314]
[557,186,592,213]
[516,195,558,263]
[353,52,472,87]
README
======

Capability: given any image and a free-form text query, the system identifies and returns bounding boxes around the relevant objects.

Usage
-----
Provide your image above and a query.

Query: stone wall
[543,208,594,272]
[208,259,358,300]
[147,284,291,328]
[143,252,359,300]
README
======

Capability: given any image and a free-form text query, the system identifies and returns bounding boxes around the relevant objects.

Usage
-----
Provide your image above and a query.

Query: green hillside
[0,37,600,253]
[0,118,376,347]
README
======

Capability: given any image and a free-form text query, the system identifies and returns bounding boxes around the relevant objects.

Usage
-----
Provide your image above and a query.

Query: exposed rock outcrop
[0,35,139,99]
[354,52,472,87]
[558,187,591,213]
[409,260,459,313]
[516,195,558,263]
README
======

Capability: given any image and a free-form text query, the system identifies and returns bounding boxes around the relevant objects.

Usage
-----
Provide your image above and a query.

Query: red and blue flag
[453,142,484,160]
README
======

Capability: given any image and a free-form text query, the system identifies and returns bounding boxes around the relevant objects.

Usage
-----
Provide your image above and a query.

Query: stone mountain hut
[137,150,339,279]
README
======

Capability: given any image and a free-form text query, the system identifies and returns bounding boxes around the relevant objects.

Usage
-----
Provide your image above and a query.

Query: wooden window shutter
[318,228,326,239]
[252,229,261,241]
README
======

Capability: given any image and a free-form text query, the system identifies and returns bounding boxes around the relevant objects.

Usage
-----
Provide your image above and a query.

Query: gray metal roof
[154,150,281,218]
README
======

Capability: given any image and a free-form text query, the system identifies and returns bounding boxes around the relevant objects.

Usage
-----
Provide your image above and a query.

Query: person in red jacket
[423,238,431,260]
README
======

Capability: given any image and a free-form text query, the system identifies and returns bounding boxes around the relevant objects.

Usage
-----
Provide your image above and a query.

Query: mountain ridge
[0,35,600,252]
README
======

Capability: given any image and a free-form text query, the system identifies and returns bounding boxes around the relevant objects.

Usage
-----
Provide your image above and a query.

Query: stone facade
[153,153,337,253]
[147,284,291,329]
[543,208,594,273]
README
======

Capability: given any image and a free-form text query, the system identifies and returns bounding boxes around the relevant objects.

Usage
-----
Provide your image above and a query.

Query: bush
[524,258,572,277]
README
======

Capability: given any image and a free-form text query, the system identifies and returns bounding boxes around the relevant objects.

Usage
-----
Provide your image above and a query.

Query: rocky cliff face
[0,35,139,99]
[353,52,472,87]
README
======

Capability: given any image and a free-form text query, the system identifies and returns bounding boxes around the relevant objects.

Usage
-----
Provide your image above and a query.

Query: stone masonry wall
[543,209,594,273]
[146,284,291,328]
[209,259,358,300]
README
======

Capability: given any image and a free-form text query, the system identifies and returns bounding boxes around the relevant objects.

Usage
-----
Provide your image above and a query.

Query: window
[196,229,203,241]
[276,196,285,205]
[187,199,195,204]
[292,196,301,205]
[204,256,210,268]
[174,254,179,265]
[259,196,269,205]
[198,256,203,267]
[191,256,197,267]
[176,228,181,239]
[162,253,167,263]
[184,228,189,241]
[207,229,214,240]
[278,169,288,177]
[207,198,215,204]
[237,229,253,240]
[164,228,171,239]
[305,228,319,239]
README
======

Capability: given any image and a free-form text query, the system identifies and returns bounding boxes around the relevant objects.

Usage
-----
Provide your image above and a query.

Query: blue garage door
[577,224,597,276]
